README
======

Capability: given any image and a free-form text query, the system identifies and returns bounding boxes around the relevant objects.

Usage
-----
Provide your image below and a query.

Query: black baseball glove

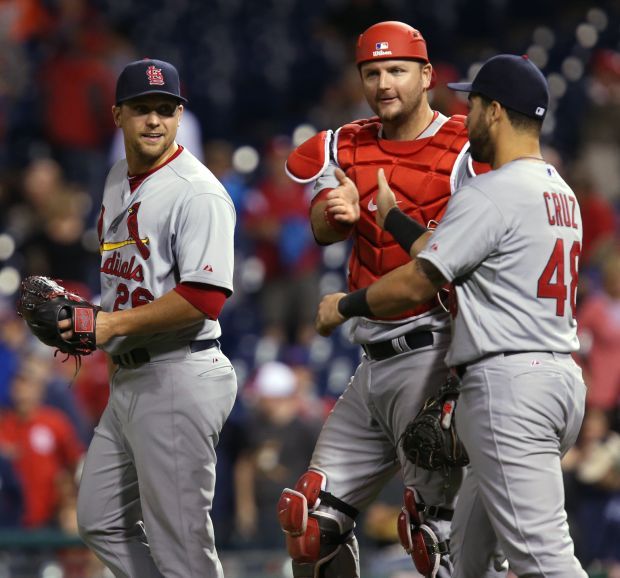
[17,276,100,357]
[401,375,469,472]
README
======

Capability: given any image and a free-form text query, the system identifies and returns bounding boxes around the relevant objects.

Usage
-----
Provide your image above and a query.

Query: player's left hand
[59,311,114,346]
[375,168,398,229]
[316,292,347,337]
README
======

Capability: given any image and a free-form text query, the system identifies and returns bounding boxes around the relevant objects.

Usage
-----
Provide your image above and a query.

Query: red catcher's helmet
[356,21,429,67]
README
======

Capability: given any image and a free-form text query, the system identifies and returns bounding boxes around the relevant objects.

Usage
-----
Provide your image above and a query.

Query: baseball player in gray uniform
[317,54,588,578]
[60,59,237,578]
[279,21,491,578]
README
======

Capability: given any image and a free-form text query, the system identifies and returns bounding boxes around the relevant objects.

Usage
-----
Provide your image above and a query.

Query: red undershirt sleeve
[174,282,229,320]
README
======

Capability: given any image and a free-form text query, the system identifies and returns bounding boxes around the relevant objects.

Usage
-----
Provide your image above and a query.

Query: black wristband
[384,208,427,253]
[337,288,373,319]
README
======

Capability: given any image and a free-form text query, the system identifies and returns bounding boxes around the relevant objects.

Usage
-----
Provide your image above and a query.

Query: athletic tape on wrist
[384,208,427,253]
[338,288,373,318]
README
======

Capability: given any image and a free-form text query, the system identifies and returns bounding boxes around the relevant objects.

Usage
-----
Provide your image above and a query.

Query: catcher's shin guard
[397,487,452,578]
[278,470,360,578]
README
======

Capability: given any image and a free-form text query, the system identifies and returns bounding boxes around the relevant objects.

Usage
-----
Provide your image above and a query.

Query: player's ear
[112,105,122,128]
[177,104,184,127]
[421,63,432,90]
[488,100,503,124]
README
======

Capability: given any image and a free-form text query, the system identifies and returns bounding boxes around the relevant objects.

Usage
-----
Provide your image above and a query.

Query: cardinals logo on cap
[146,65,165,86]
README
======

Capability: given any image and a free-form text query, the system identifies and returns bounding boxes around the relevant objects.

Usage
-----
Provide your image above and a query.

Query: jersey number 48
[537,239,581,318]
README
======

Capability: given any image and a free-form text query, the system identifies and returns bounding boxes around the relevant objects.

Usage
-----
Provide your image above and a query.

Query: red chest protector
[336,115,470,320]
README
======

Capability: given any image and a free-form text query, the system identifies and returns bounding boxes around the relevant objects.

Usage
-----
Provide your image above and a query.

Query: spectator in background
[66,349,110,433]
[19,188,98,289]
[0,363,84,529]
[429,62,469,117]
[243,136,321,345]
[570,159,617,270]
[580,49,620,204]
[562,407,620,576]
[39,2,116,208]
[203,139,249,216]
[0,452,23,528]
[7,157,99,292]
[308,64,373,131]
[19,351,92,446]
[0,310,29,407]
[8,157,66,245]
[234,361,322,548]
[577,249,620,414]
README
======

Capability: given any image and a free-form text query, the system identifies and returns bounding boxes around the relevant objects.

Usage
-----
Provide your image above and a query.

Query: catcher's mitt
[401,376,469,472]
[17,276,100,357]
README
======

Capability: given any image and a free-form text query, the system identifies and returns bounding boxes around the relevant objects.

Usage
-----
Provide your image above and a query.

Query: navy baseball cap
[448,54,549,119]
[115,58,188,105]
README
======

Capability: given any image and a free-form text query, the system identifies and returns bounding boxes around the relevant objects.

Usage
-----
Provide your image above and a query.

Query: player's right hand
[316,292,347,337]
[326,168,360,224]
[375,168,398,229]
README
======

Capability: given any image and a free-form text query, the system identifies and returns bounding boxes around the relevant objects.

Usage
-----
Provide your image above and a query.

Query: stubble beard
[377,85,424,128]
[469,121,494,165]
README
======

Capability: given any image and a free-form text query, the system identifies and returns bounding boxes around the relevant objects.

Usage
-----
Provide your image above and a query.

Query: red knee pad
[397,487,442,577]
[278,470,327,562]
[294,470,326,508]
[278,489,308,536]
[278,471,326,535]
[285,515,321,562]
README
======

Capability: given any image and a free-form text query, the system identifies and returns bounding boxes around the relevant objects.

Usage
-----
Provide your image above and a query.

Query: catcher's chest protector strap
[397,487,450,578]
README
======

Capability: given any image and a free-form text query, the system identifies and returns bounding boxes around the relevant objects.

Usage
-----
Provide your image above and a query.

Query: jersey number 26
[537,239,581,318]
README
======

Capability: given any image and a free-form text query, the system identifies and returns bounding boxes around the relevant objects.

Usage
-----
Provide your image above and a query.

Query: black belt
[362,331,434,361]
[455,350,554,378]
[112,339,219,367]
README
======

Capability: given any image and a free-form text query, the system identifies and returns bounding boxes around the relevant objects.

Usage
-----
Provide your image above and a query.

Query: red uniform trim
[174,282,228,319]
[128,145,184,192]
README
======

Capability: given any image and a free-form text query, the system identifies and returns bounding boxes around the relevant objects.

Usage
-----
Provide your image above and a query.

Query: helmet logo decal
[146,65,165,86]
[373,41,392,58]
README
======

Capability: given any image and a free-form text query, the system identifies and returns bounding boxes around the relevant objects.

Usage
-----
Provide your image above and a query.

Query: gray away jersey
[98,148,236,355]
[418,160,582,366]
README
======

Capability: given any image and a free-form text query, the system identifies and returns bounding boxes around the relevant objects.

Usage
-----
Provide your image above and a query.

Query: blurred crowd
[0,0,620,576]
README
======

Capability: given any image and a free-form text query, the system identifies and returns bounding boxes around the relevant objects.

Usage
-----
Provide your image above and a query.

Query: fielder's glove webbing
[401,376,469,472]
[17,276,100,365]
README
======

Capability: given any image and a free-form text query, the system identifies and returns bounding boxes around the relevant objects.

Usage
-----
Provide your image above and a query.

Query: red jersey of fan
[0,407,84,527]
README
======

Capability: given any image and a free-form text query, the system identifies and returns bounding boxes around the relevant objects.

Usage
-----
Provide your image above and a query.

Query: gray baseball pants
[452,352,587,578]
[77,346,236,578]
